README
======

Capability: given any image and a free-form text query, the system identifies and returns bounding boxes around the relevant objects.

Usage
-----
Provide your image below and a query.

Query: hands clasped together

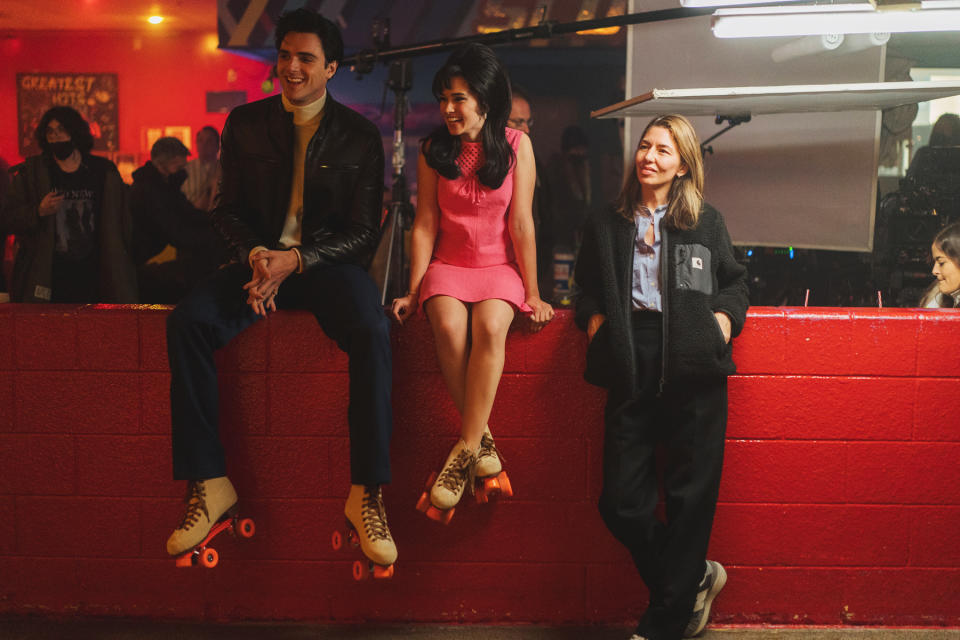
[244,249,300,316]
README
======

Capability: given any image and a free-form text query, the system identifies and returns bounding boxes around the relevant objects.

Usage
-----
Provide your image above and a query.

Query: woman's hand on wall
[527,297,555,332]
[390,293,419,325]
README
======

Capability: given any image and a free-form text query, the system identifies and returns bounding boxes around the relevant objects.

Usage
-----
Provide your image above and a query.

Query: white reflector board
[592,81,960,119]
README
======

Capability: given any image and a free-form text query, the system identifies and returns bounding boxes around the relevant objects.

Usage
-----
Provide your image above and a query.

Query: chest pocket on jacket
[674,243,713,295]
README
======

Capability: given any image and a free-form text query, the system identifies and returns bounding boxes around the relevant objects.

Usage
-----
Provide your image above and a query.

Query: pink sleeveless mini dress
[418,127,531,313]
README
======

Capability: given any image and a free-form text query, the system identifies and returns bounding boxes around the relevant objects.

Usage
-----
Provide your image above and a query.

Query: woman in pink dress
[391,43,553,521]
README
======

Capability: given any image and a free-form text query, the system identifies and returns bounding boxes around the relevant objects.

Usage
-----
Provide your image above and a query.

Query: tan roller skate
[167,477,255,568]
[475,426,513,504]
[334,484,396,580]
[416,438,476,524]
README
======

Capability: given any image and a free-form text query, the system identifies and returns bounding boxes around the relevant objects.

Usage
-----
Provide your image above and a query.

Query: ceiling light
[712,8,960,37]
[148,15,164,25]
[680,0,809,6]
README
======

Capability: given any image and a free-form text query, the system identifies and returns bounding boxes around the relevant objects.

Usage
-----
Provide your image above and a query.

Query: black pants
[166,261,392,485]
[599,312,727,640]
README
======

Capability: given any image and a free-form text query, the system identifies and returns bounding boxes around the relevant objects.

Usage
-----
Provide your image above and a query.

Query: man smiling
[164,8,396,574]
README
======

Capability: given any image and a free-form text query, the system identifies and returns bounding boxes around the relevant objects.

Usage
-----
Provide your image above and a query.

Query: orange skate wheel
[175,553,194,568]
[352,560,368,581]
[415,491,431,513]
[238,518,255,538]
[475,485,489,504]
[372,563,395,579]
[499,471,513,497]
[331,530,343,550]
[200,547,219,568]
[425,505,454,525]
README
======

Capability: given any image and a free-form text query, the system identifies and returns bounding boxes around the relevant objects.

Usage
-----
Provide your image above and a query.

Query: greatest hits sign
[17,73,118,157]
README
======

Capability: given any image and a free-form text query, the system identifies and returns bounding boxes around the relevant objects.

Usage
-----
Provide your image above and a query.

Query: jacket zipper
[658,219,669,397]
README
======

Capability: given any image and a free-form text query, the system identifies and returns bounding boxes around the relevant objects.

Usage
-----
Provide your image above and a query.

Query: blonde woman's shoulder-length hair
[615,114,705,230]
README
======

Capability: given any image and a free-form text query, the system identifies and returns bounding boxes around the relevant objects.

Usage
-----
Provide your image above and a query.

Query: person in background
[390,43,553,522]
[574,115,748,640]
[509,84,554,302]
[549,124,592,252]
[0,106,136,303]
[182,126,220,211]
[130,137,228,303]
[919,222,960,308]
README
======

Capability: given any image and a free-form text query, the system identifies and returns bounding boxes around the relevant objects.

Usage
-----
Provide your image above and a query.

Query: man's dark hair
[35,106,94,155]
[151,136,191,163]
[511,83,532,107]
[274,8,343,65]
[197,125,219,141]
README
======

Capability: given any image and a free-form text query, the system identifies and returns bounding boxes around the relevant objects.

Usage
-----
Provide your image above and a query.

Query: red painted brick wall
[0,304,957,625]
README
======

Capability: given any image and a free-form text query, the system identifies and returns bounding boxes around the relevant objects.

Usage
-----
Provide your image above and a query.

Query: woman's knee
[429,311,468,345]
[471,312,511,346]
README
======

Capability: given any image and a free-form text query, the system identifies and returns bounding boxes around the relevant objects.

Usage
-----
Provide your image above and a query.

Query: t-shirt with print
[49,161,103,302]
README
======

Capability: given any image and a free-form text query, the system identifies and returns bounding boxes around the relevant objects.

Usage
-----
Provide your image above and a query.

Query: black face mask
[49,140,76,161]
[169,169,188,188]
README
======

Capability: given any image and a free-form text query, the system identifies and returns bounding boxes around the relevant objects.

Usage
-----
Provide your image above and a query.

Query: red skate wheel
[499,472,513,498]
[415,491,431,513]
[424,471,438,489]
[200,548,219,568]
[238,518,255,538]
[352,560,368,581]
[331,530,343,550]
[475,486,488,504]
[174,553,194,568]
[373,564,395,579]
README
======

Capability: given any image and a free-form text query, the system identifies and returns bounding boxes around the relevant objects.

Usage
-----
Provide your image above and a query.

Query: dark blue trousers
[599,312,727,640]
[166,261,392,485]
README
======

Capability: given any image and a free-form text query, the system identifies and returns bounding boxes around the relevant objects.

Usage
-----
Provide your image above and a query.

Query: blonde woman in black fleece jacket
[574,115,748,640]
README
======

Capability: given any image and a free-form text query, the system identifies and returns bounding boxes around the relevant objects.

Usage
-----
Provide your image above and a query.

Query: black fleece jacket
[574,204,749,399]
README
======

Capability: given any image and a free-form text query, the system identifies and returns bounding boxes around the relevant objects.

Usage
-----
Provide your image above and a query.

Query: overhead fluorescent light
[679,0,809,6]
[712,8,960,37]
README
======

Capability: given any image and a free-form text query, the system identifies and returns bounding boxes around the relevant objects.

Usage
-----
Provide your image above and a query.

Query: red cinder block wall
[0,305,958,625]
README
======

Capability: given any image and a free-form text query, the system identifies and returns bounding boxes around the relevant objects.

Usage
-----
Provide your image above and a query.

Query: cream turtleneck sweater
[278,91,326,248]
[248,92,327,263]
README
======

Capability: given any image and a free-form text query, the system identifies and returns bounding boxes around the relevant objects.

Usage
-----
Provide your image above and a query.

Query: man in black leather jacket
[164,8,397,573]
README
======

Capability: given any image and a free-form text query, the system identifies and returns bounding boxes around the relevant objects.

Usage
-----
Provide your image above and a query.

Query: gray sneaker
[683,559,727,638]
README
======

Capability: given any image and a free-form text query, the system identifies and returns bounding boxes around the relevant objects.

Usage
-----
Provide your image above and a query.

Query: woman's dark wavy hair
[422,43,514,190]
[35,106,94,155]
[274,7,343,64]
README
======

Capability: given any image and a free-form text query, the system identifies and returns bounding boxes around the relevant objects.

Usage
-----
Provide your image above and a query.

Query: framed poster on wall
[17,72,119,157]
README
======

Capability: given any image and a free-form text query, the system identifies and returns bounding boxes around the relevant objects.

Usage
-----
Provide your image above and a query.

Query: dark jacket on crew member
[1,154,137,303]
[211,93,385,270]
[574,204,749,400]
[130,161,228,302]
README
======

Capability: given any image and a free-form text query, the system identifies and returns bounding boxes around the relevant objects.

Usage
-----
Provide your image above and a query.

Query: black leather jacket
[211,94,385,271]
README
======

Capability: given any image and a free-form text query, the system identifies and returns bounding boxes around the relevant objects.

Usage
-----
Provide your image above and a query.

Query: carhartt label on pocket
[692,257,703,270]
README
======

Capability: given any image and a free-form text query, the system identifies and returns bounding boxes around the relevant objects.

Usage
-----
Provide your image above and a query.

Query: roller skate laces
[177,481,210,531]
[436,444,477,499]
[476,430,504,478]
[360,486,394,547]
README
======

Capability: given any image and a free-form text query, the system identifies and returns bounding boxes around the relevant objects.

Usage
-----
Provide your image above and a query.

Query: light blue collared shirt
[632,204,667,311]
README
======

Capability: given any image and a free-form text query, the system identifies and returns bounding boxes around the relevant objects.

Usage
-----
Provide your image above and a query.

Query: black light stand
[701,114,752,156]
[370,59,415,305]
